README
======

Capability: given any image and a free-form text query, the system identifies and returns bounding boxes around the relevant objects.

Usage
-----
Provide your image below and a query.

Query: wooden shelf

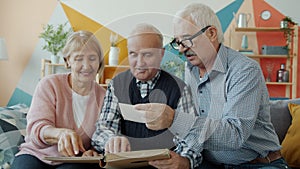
[245,54,291,58]
[233,25,298,98]
[266,82,293,85]
[48,63,64,66]
[41,59,68,78]
[235,27,294,32]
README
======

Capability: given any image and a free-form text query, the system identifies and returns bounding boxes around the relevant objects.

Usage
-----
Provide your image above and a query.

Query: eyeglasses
[170,25,211,50]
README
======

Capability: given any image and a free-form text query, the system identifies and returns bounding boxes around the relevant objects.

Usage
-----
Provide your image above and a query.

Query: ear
[206,27,218,42]
[64,57,71,68]
[161,48,165,57]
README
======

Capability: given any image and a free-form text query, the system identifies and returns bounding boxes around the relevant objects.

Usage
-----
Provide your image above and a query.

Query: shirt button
[200,91,203,93]
[201,110,204,113]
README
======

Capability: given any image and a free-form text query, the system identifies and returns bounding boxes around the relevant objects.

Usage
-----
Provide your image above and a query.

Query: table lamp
[0,38,9,60]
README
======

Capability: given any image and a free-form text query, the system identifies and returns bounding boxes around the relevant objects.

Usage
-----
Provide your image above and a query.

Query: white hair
[174,3,224,43]
[129,23,163,47]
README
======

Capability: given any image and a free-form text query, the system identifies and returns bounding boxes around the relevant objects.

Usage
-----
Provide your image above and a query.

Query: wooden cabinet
[234,26,298,99]
[99,65,130,88]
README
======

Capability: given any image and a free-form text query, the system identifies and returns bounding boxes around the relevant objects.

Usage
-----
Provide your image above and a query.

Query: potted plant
[39,22,72,63]
[281,16,297,28]
[280,17,297,58]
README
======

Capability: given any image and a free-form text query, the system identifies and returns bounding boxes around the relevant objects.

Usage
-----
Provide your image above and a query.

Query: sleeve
[186,63,266,152]
[169,85,198,139]
[169,85,203,168]
[174,136,203,169]
[25,77,58,148]
[91,80,122,153]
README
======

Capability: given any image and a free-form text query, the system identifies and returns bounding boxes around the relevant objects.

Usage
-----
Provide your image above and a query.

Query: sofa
[0,99,300,168]
[270,98,300,168]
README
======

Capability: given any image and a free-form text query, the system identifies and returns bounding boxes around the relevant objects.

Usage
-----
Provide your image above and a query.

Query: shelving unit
[99,65,130,88]
[234,26,298,99]
[40,59,67,78]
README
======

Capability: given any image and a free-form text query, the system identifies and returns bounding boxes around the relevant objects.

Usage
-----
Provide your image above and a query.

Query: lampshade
[0,38,9,60]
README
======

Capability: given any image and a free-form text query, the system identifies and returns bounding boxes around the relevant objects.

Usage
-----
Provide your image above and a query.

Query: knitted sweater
[16,73,106,165]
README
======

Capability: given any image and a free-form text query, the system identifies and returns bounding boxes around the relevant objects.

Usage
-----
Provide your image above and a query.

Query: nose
[82,58,91,68]
[136,54,146,66]
[178,44,188,53]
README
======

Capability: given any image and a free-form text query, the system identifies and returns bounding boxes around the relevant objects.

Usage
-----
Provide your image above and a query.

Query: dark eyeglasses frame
[170,25,211,50]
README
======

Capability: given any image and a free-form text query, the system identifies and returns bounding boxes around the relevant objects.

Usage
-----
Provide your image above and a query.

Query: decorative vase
[241,35,248,49]
[51,55,60,64]
[109,47,120,66]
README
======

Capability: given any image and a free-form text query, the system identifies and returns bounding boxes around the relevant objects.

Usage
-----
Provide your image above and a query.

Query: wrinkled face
[173,18,216,69]
[127,34,164,81]
[68,47,100,84]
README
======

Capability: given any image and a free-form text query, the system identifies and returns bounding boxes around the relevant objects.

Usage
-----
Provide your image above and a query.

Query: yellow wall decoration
[60,2,128,65]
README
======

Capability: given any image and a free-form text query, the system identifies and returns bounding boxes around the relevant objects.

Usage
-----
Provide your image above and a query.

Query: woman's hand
[57,129,86,156]
[43,127,86,156]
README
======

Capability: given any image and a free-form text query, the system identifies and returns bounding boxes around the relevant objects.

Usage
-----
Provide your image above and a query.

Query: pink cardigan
[16,73,106,164]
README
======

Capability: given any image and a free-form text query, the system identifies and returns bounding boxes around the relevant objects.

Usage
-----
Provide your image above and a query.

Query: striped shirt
[181,44,281,166]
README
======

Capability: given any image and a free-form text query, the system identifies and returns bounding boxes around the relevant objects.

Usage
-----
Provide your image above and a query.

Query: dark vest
[113,70,186,150]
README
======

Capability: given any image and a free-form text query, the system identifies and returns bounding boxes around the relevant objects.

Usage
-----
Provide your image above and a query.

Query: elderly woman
[11,30,105,169]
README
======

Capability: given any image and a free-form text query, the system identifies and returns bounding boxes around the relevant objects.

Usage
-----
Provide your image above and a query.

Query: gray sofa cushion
[270,98,300,143]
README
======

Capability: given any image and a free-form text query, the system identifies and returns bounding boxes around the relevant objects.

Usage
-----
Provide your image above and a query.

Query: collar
[136,70,161,86]
[186,44,227,75]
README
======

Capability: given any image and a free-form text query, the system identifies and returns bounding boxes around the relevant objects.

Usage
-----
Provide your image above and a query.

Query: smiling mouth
[81,71,92,76]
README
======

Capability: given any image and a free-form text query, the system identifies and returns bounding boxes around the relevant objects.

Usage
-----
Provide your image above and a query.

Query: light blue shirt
[180,44,281,165]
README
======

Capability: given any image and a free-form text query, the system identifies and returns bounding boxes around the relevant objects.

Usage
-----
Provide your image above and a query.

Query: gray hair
[174,3,224,43]
[128,23,164,48]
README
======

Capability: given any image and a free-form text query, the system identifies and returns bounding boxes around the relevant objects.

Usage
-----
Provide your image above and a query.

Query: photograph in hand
[119,103,147,123]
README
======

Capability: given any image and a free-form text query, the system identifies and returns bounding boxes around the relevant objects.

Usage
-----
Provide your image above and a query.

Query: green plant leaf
[39,22,72,56]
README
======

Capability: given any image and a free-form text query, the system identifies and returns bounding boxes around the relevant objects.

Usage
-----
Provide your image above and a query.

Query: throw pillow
[281,103,300,168]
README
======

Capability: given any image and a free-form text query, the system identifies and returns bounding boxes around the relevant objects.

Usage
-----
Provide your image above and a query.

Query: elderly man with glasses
[148,3,290,169]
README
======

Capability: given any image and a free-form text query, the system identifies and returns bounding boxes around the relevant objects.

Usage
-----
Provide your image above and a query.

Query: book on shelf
[44,148,170,168]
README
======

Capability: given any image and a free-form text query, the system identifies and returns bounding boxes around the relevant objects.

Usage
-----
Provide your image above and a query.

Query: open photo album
[44,148,170,168]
